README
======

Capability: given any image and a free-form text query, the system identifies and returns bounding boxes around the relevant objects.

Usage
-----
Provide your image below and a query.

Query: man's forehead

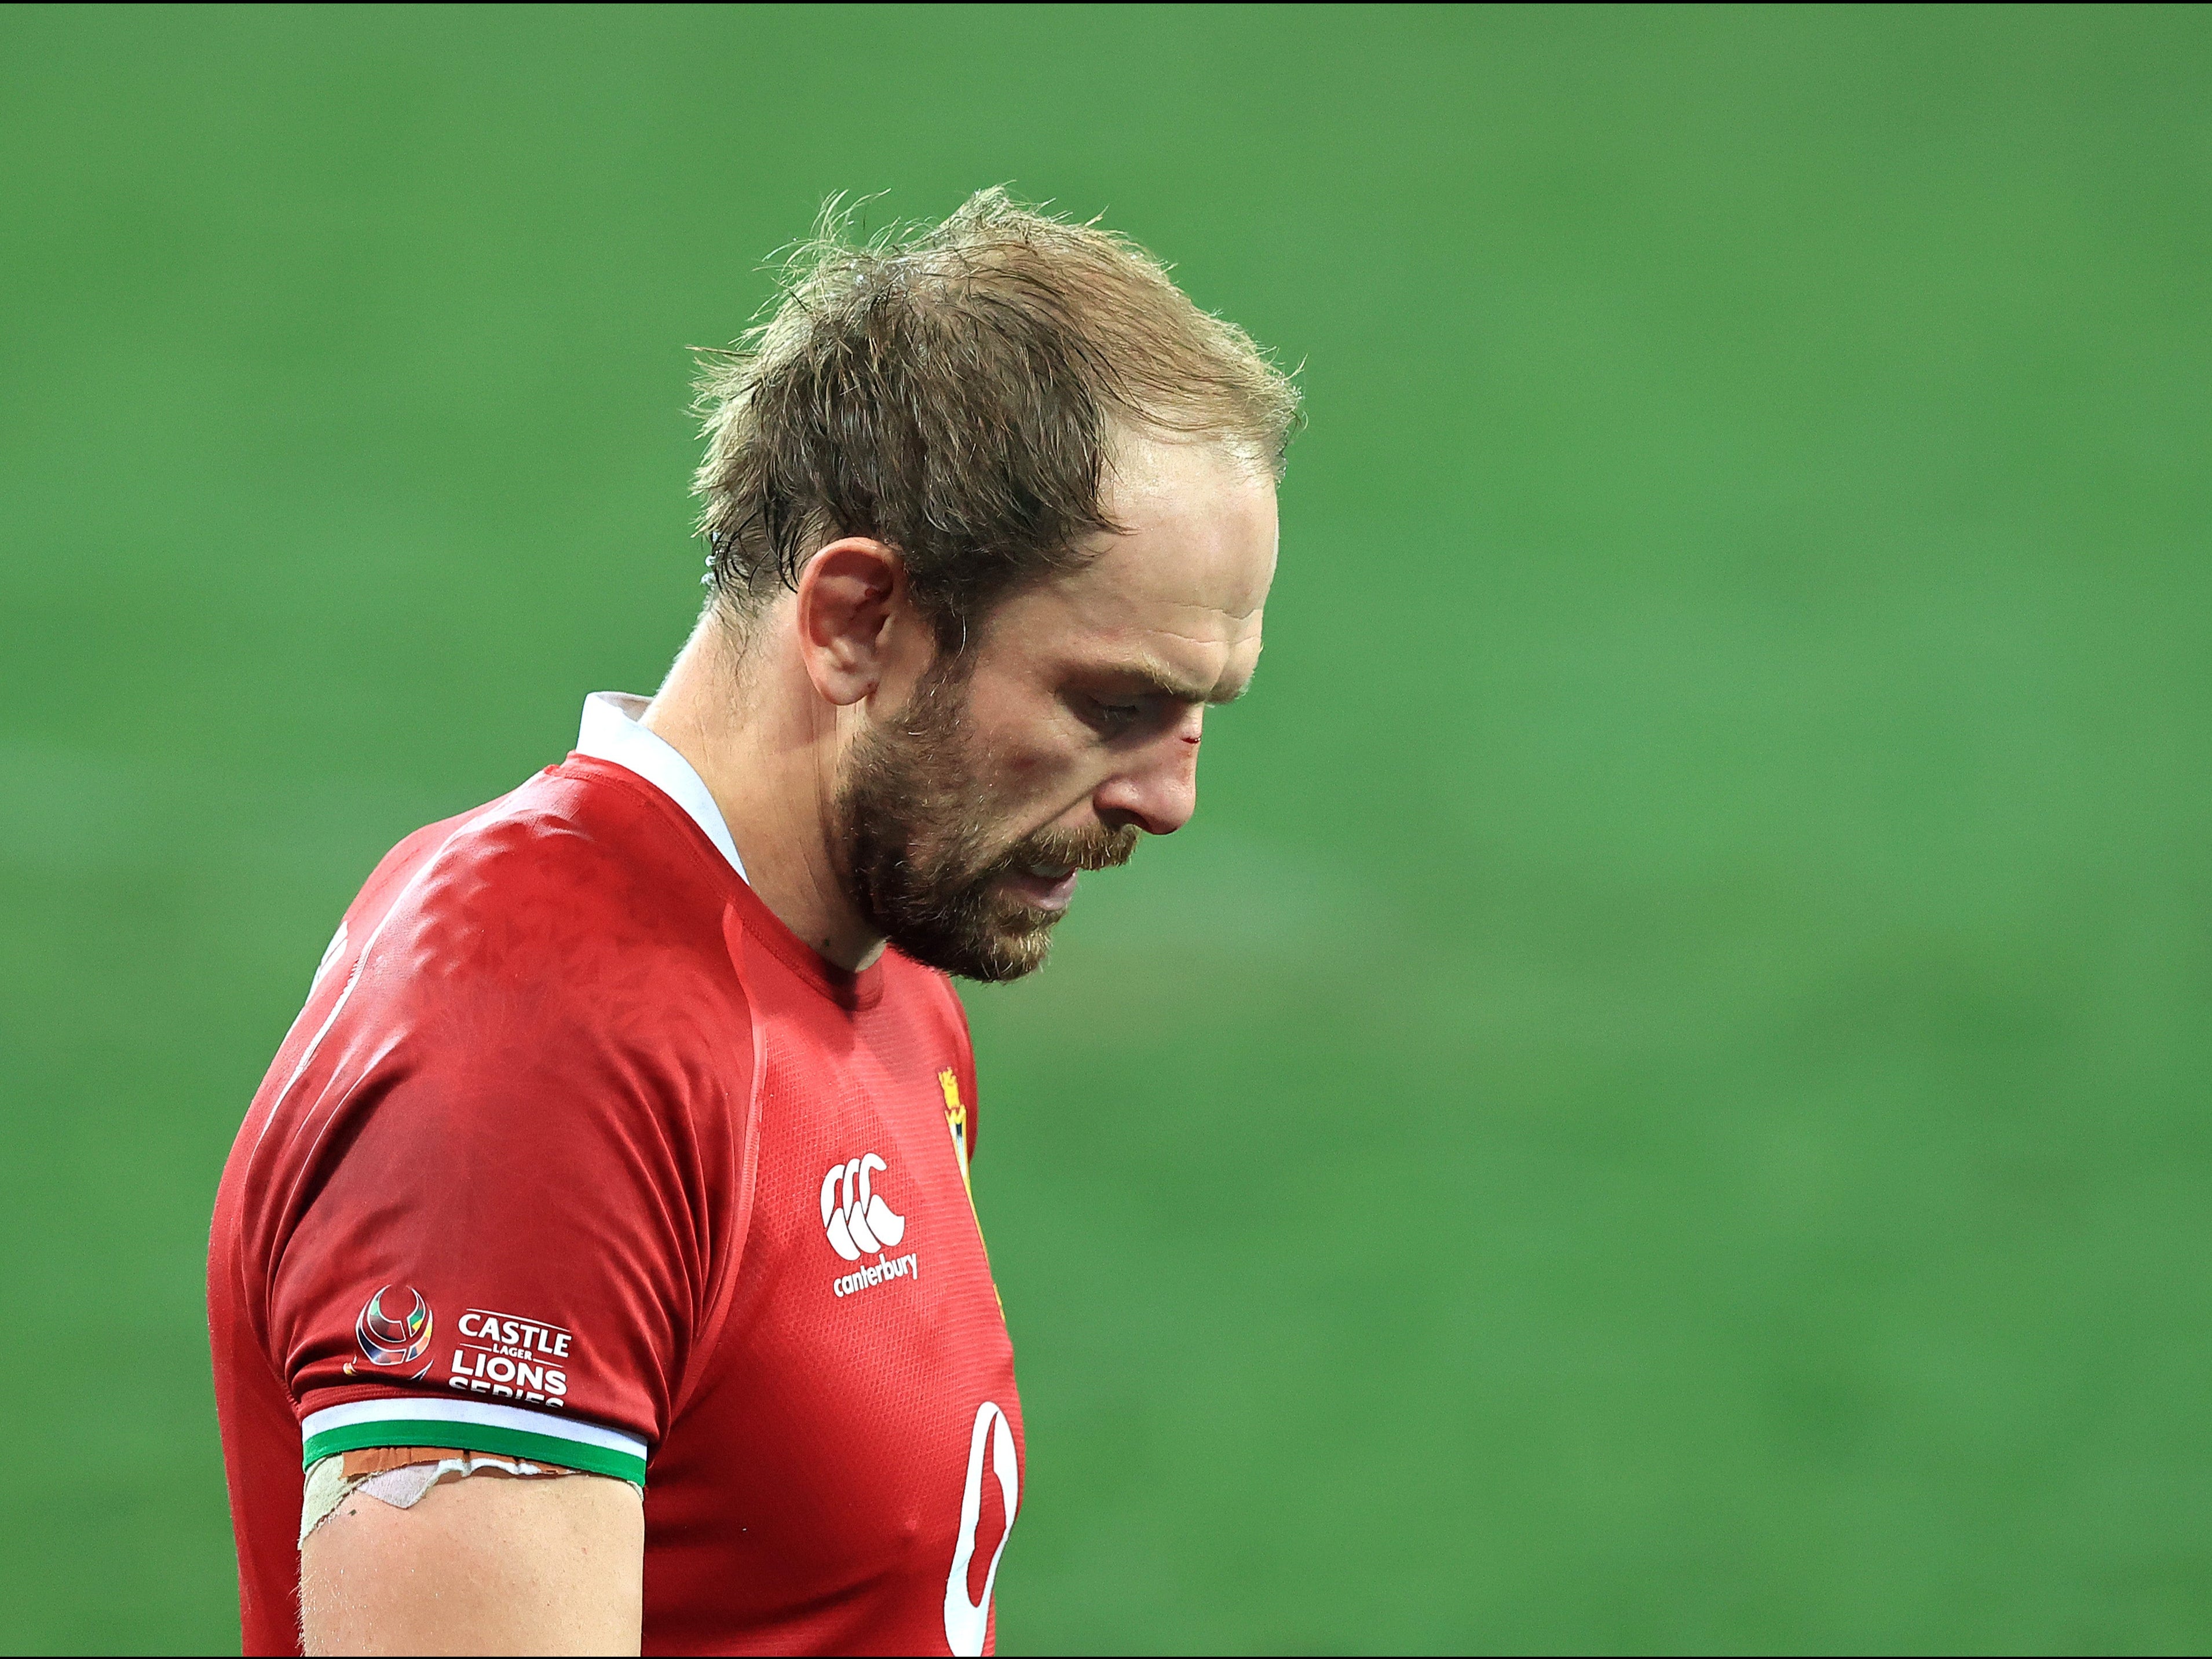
[972,434,1277,694]
[1015,533,1270,687]
[1049,551,1273,629]
[1014,585,1267,708]
[1066,454,1277,614]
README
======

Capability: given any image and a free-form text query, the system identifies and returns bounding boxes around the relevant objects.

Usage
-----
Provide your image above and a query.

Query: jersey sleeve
[264,878,748,1488]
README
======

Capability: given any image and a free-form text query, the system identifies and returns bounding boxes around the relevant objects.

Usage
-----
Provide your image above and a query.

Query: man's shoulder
[222,761,754,1185]
[349,761,739,1006]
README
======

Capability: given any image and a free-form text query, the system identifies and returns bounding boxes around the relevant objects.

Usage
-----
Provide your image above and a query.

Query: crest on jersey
[353,1284,434,1368]
[940,1069,971,1195]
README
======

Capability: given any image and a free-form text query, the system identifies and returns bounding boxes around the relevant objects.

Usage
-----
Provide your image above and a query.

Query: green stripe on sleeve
[300,1419,647,1485]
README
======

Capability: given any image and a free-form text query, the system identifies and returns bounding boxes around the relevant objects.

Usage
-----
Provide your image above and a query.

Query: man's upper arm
[300,1469,642,1656]
[268,876,726,1651]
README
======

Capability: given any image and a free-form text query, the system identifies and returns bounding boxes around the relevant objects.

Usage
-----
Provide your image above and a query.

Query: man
[207,188,1297,1656]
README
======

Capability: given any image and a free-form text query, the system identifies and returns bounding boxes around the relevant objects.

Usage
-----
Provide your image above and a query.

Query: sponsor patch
[444,1306,576,1407]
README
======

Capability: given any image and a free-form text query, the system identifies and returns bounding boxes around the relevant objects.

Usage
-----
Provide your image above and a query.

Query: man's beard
[833,661,1136,982]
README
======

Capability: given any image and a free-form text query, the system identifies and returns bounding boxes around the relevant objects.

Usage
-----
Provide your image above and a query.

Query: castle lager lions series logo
[446,1307,573,1406]
[347,1284,434,1375]
[343,1286,573,1405]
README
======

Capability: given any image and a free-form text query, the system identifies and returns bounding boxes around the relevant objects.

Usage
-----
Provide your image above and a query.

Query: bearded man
[207,188,1296,1657]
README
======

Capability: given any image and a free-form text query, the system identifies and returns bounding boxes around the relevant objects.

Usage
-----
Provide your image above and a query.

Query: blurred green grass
[3,4,2209,1651]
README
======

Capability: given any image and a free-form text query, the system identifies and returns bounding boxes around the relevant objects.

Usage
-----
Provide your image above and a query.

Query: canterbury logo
[821,1153,907,1261]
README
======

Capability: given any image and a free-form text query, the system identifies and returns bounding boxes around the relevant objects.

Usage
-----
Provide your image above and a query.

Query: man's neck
[641,610,888,972]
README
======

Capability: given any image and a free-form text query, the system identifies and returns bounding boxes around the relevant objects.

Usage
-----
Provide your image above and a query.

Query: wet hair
[692,188,1299,643]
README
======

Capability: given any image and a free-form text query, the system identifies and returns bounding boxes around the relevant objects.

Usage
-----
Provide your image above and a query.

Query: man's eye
[1089,699,1142,730]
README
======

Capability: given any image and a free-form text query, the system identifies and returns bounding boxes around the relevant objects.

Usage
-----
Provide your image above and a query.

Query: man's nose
[1094,716,1202,837]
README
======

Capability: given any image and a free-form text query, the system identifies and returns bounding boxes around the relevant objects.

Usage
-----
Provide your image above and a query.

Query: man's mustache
[993,823,1139,876]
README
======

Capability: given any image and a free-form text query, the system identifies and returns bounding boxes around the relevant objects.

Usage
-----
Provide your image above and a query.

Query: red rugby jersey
[207,695,1023,1656]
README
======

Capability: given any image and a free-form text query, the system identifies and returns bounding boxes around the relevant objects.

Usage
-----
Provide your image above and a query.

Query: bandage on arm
[300,1459,642,1656]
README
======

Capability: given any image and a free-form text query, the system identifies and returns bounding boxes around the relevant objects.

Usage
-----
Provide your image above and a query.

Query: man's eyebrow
[1096,661,1252,705]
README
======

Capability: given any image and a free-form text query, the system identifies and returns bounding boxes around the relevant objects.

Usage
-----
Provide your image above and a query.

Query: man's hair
[692,188,1300,642]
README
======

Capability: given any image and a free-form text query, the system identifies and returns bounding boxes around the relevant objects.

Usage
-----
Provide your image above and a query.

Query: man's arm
[301,1471,642,1656]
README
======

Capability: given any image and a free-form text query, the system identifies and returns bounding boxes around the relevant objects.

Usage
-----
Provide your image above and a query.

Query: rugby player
[207,188,1297,1656]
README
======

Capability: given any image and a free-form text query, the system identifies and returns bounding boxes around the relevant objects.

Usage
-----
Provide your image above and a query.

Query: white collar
[574,693,747,881]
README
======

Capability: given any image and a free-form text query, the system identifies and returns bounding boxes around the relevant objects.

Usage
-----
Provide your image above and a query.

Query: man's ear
[795,539,906,707]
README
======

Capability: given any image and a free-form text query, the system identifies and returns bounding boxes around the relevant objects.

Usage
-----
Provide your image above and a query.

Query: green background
[3,4,2207,1651]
